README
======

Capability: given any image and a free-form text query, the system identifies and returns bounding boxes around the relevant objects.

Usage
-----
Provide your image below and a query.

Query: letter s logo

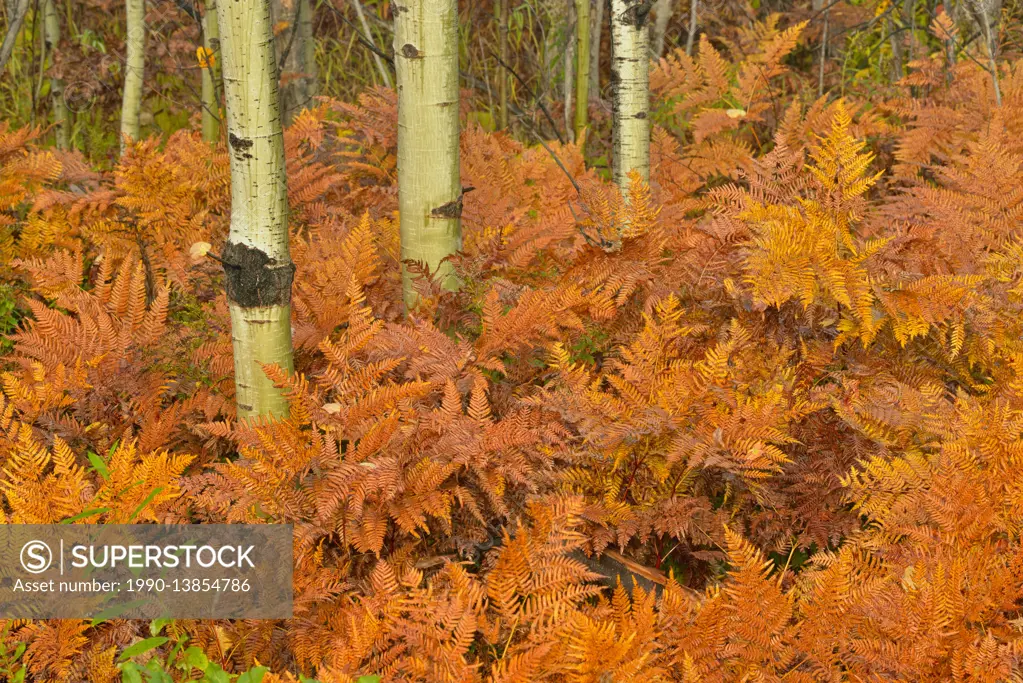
[20,540,52,574]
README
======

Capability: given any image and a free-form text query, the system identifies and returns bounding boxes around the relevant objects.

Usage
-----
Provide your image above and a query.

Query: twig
[492,48,566,144]
[323,0,396,68]
[320,1,569,149]
[349,0,391,87]
[529,127,581,195]
[172,0,201,25]
[279,0,302,72]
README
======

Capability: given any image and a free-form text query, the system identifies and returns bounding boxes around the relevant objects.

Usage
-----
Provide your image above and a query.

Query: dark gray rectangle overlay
[0,525,292,619]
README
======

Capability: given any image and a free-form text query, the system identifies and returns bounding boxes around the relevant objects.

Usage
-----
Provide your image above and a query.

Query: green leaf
[182,646,209,671]
[87,450,111,480]
[12,667,25,683]
[149,619,172,637]
[59,507,111,524]
[201,662,230,683]
[90,597,149,626]
[357,677,382,683]
[120,662,143,683]
[144,658,174,683]
[468,110,495,131]
[238,666,268,683]
[117,637,169,663]
[128,486,165,521]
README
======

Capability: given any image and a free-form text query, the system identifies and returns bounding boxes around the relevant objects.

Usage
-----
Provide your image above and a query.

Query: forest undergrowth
[4,15,1023,682]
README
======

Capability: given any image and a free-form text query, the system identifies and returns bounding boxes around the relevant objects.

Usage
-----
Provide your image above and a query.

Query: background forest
[3,0,1023,680]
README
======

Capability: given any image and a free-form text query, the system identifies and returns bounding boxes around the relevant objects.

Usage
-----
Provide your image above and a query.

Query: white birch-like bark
[0,0,30,74]
[394,0,462,308]
[575,0,590,141]
[968,0,1002,106]
[43,0,68,149]
[217,0,295,418]
[651,0,672,57]
[684,0,696,55]
[201,0,221,143]
[120,0,145,153]
[610,0,650,188]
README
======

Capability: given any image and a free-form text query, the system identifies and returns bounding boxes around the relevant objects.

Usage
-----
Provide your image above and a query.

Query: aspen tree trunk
[394,0,462,308]
[42,0,68,149]
[564,34,575,141]
[217,0,295,418]
[120,0,145,152]
[300,0,318,99]
[905,0,916,63]
[201,0,221,143]
[274,0,317,124]
[888,13,903,81]
[574,0,590,141]
[610,0,650,188]
[498,0,509,128]
[684,0,696,55]
[651,0,671,57]
[818,5,828,97]
[0,0,30,74]
[943,0,956,82]
[968,0,1002,106]
[589,0,602,95]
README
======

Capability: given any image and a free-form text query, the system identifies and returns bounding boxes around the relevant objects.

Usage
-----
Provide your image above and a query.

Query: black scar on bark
[431,194,463,218]
[619,0,653,27]
[222,241,296,307]
[401,43,420,58]
[634,111,647,119]
[229,132,253,150]
[228,132,254,159]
